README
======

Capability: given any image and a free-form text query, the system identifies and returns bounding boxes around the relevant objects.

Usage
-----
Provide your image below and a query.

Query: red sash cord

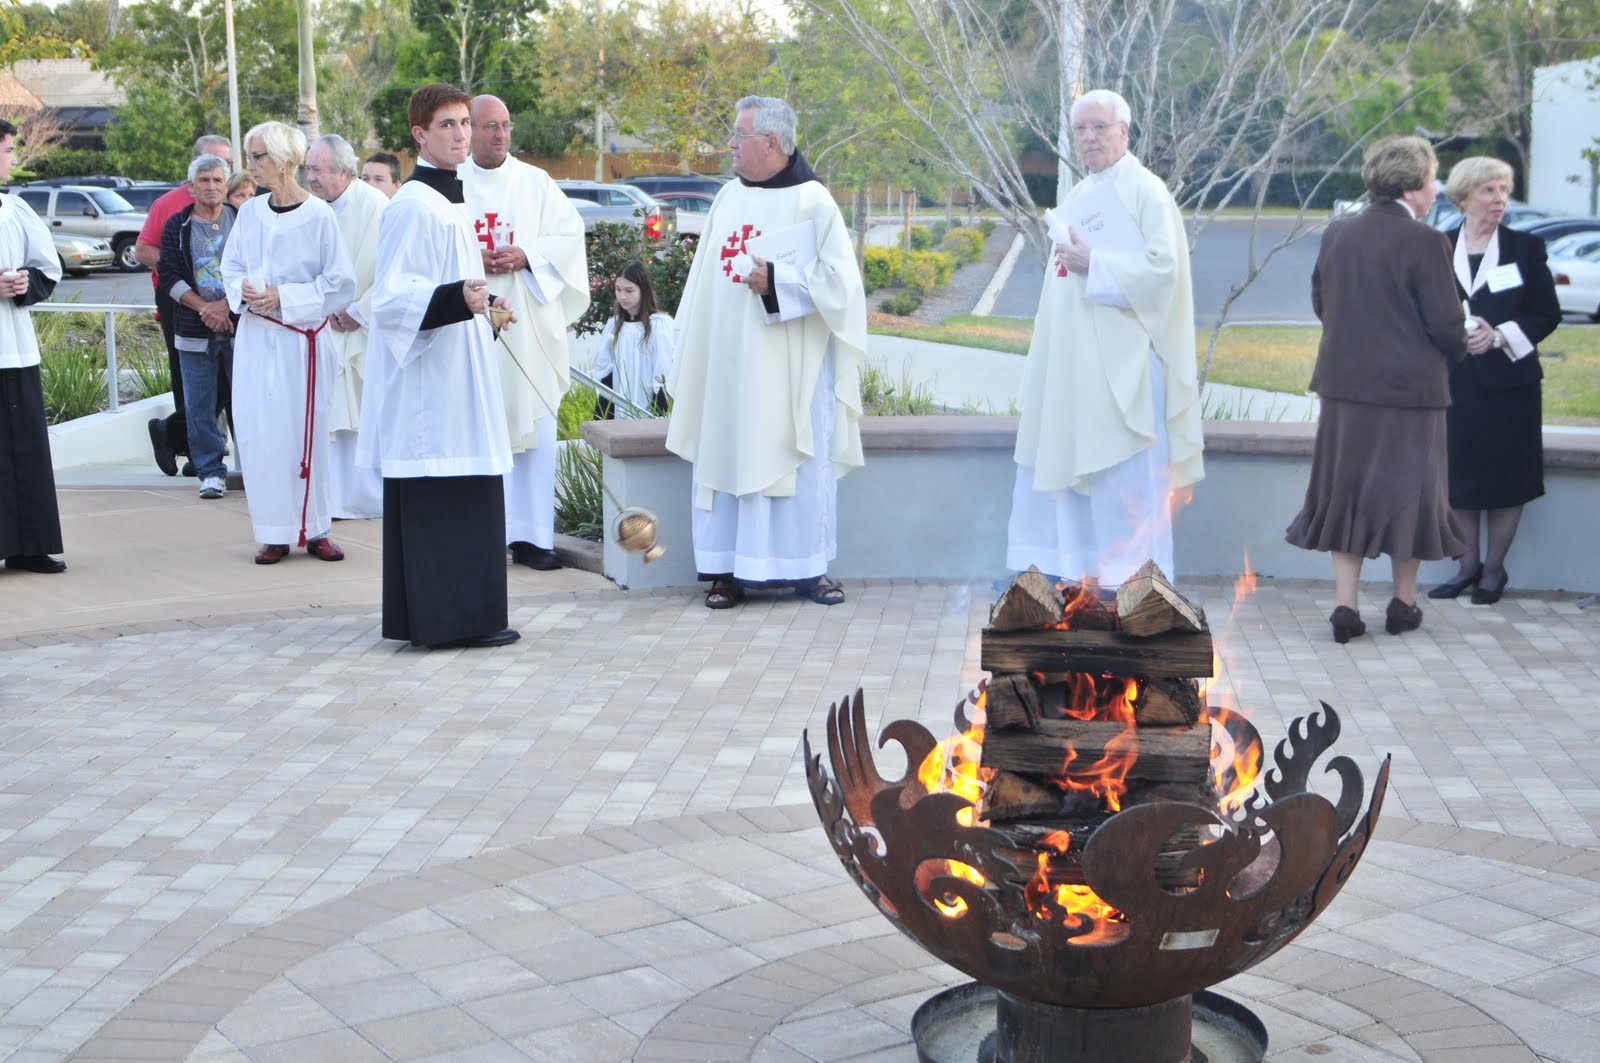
[251,311,329,548]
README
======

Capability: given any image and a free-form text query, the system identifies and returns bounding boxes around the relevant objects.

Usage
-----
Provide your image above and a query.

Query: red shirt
[139,184,195,291]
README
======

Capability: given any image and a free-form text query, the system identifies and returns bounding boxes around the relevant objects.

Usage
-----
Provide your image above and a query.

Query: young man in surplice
[358,83,519,649]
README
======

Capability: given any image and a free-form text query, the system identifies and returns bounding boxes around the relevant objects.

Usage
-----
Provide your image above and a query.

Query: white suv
[9,185,149,272]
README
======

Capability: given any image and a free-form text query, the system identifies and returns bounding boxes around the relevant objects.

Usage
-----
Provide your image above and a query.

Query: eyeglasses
[1070,121,1121,137]
[479,122,514,134]
[728,129,770,141]
[246,150,272,164]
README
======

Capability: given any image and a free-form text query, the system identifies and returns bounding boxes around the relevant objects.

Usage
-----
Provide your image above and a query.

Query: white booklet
[1055,181,1144,255]
[744,218,818,274]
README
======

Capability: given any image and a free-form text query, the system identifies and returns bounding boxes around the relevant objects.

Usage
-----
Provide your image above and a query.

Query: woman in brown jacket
[1285,136,1470,643]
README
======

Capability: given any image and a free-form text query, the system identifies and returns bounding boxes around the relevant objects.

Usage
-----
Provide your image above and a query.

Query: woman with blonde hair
[1285,136,1470,643]
[1427,156,1562,604]
[226,171,256,209]
[221,121,355,564]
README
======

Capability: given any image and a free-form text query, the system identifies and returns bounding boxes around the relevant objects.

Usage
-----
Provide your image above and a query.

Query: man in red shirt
[137,134,232,476]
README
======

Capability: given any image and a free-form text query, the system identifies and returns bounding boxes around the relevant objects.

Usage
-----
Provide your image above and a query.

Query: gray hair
[311,133,359,176]
[1361,135,1436,202]
[1445,156,1514,208]
[1071,89,1132,126]
[192,134,231,159]
[735,96,796,155]
[187,153,230,183]
[243,121,307,172]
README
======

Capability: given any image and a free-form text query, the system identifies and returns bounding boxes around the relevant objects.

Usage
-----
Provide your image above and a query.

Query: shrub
[40,346,105,424]
[859,361,939,414]
[901,250,956,294]
[862,246,901,293]
[908,224,934,251]
[931,221,950,245]
[575,222,696,338]
[879,291,923,316]
[554,441,604,541]
[977,218,996,238]
[557,382,599,441]
[941,227,985,265]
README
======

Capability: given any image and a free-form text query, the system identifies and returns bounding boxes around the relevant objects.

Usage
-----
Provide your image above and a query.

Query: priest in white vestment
[222,121,355,565]
[666,96,867,610]
[306,134,388,520]
[461,94,590,572]
[1007,89,1205,588]
[0,119,67,574]
[358,82,518,650]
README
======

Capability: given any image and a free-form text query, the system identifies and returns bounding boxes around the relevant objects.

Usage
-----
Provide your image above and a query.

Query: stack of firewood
[978,563,1216,886]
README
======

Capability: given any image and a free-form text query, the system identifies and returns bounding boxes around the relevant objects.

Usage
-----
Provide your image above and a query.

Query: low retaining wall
[582,417,1600,594]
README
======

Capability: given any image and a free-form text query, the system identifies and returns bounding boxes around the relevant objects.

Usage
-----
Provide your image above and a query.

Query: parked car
[6,184,149,271]
[1424,199,1548,232]
[54,233,115,276]
[117,182,182,212]
[1551,243,1600,321]
[555,180,676,241]
[23,175,135,188]
[619,174,727,199]
[651,190,713,237]
[1513,215,1600,245]
[1545,233,1600,261]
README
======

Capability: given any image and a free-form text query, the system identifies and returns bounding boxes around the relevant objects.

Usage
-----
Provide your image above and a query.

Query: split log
[984,673,1042,730]
[979,720,1212,785]
[980,628,1214,679]
[989,566,1065,631]
[981,770,1061,820]
[1115,560,1206,637]
[1133,677,1204,726]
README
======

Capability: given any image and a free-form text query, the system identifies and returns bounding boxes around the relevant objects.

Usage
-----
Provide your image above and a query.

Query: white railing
[33,301,157,413]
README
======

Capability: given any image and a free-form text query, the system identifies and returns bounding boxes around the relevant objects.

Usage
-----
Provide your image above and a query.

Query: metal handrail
[34,300,158,413]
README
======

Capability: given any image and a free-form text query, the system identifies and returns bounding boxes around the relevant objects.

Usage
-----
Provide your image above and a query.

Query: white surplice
[0,194,60,369]
[591,312,676,412]
[1006,153,1204,586]
[461,156,589,548]
[221,195,355,546]
[357,171,510,480]
[666,174,866,581]
[324,179,389,519]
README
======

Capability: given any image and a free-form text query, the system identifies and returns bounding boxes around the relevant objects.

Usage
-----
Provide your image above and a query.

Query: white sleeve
[764,260,818,323]
[1083,251,1133,308]
[517,245,565,306]
[591,320,617,378]
[650,314,676,389]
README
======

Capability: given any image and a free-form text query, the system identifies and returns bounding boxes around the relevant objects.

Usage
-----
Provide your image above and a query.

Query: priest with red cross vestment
[665,95,867,610]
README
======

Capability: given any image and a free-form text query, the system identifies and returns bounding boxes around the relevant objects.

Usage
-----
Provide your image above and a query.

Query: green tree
[103,79,195,178]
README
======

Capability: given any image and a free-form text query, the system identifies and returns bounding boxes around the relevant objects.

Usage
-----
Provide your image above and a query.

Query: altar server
[0,119,66,574]
[359,83,518,650]
[1006,88,1205,587]
[461,94,590,571]
[222,121,355,564]
[666,95,866,610]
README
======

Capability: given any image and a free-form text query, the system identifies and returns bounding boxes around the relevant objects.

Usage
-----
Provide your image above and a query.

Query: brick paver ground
[2,484,1598,1061]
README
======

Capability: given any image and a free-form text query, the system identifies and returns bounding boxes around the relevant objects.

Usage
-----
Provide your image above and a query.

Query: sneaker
[199,476,225,499]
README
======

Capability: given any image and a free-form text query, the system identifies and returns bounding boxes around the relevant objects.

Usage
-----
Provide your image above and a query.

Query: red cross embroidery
[473,212,512,251]
[719,223,761,282]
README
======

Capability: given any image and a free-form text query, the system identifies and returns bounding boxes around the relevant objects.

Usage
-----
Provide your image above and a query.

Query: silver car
[11,185,150,272]
[54,233,115,276]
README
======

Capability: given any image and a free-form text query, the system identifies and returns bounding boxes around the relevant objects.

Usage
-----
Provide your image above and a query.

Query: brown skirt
[1285,398,1465,561]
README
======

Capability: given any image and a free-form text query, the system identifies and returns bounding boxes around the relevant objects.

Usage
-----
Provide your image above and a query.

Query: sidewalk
[3,481,1600,1060]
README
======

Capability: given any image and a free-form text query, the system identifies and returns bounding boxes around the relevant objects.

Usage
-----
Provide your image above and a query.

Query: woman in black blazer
[1428,157,1562,605]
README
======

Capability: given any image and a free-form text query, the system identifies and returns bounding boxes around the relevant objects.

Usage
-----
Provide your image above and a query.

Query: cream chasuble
[358,174,511,480]
[666,179,866,510]
[325,179,389,434]
[461,156,589,452]
[1014,153,1204,494]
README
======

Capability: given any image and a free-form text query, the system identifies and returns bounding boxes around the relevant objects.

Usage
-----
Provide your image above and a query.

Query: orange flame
[1024,851,1126,941]
[1199,552,1265,809]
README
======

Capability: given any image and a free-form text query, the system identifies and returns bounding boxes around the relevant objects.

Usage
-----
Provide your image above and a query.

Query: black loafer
[1329,606,1366,644]
[1471,571,1508,605]
[1385,597,1423,635]
[148,417,177,476]
[5,554,66,574]
[1427,570,1480,599]
[423,628,521,650]
[510,542,562,571]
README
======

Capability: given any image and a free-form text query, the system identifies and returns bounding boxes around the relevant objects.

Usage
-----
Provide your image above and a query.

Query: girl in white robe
[590,260,675,417]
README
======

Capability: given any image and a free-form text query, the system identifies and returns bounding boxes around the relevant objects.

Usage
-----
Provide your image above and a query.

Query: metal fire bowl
[803,691,1390,1011]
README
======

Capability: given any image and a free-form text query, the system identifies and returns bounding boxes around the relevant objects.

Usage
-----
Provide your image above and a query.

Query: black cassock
[1,242,64,561]
[381,475,508,645]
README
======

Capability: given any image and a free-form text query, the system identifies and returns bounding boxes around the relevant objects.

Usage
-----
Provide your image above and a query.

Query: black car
[118,183,183,212]
[619,174,728,198]
[1512,215,1600,244]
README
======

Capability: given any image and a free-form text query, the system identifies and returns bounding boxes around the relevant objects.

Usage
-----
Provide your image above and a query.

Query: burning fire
[1041,674,1141,812]
[1201,552,1265,811]
[1024,848,1127,942]
[916,690,994,916]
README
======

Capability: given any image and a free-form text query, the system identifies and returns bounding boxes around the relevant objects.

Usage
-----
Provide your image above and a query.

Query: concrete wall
[583,417,1600,595]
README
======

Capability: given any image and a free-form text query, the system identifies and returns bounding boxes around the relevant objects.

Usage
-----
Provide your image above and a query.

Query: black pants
[1,365,64,558]
[382,475,509,645]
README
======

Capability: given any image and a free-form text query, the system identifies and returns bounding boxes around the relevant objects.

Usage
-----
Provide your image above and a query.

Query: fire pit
[804,566,1390,1063]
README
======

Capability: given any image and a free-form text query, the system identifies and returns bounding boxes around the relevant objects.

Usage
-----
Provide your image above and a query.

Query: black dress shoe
[5,554,66,574]
[181,460,197,477]
[1385,597,1423,635]
[1329,606,1366,644]
[423,628,521,650]
[1471,570,1508,605]
[1427,569,1480,600]
[510,541,563,571]
[148,418,177,476]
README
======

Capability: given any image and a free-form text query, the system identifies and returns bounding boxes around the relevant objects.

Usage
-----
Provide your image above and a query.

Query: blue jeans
[178,335,234,480]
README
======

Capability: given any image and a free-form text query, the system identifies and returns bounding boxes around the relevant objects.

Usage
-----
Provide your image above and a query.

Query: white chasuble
[221,196,355,545]
[461,156,589,451]
[358,177,511,480]
[0,195,61,368]
[325,179,389,434]
[666,179,866,511]
[1013,153,1204,496]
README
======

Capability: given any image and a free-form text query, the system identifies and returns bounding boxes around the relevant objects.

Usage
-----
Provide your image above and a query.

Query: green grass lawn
[868,316,1600,424]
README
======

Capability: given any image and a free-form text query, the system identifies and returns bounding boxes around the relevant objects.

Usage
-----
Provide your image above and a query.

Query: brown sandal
[795,575,845,606]
[705,578,745,609]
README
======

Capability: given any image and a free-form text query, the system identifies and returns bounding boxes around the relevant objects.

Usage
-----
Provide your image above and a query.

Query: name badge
[1486,263,1522,293]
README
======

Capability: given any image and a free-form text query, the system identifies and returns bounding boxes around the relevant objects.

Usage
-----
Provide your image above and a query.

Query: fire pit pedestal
[912,983,1268,1063]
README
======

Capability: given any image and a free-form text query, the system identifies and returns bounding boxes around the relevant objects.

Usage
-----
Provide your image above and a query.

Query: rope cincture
[251,309,329,548]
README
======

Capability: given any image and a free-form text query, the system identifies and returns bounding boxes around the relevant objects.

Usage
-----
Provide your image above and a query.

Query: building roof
[11,59,125,109]
[0,72,44,111]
